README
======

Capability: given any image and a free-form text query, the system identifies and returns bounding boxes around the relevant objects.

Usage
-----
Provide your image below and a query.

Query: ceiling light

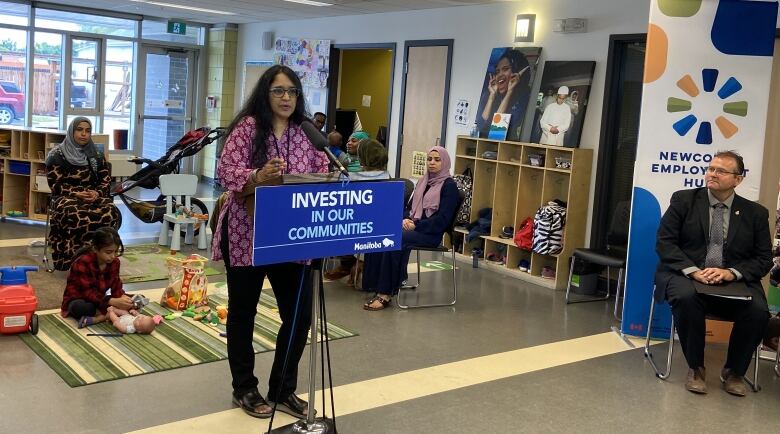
[130,0,236,15]
[515,14,536,42]
[282,0,333,6]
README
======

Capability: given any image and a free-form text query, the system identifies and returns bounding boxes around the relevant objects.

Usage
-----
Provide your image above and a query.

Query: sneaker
[518,259,530,272]
[499,226,514,239]
[541,266,555,279]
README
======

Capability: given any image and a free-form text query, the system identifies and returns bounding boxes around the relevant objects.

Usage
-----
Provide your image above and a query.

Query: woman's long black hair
[226,65,308,168]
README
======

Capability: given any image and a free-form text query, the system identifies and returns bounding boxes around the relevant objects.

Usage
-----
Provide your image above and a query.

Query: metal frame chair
[397,191,464,309]
[565,202,629,321]
[643,286,761,392]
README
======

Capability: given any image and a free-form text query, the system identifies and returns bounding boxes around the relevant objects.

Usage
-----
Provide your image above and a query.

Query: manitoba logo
[667,68,747,145]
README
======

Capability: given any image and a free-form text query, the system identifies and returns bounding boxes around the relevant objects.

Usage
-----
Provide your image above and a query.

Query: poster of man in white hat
[527,61,596,148]
[539,86,572,146]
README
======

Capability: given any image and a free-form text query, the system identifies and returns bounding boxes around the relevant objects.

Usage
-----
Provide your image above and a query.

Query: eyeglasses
[270,87,300,98]
[706,166,741,176]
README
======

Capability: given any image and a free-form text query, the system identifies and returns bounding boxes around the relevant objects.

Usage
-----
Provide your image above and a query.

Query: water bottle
[469,122,479,138]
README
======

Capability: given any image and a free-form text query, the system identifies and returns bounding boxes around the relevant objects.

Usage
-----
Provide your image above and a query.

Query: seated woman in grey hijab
[46,117,120,271]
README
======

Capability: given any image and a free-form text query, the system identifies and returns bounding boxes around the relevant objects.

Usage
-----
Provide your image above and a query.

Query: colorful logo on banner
[622,0,778,339]
[667,69,747,144]
[252,181,404,266]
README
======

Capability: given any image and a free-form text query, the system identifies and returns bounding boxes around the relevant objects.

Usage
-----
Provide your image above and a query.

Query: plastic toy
[0,266,39,335]
[161,255,209,310]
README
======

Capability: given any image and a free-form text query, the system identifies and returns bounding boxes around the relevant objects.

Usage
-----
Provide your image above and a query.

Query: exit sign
[167,21,187,35]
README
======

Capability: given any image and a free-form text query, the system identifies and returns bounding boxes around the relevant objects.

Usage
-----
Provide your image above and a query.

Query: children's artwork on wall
[527,61,596,148]
[475,47,542,141]
[487,113,511,140]
[274,37,331,88]
[411,151,427,178]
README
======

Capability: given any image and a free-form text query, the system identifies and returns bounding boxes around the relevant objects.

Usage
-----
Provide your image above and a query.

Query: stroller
[111,126,226,235]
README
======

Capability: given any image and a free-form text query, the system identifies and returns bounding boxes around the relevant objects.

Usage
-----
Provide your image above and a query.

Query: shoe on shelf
[541,265,555,279]
[518,259,530,272]
[720,368,747,397]
[685,367,707,394]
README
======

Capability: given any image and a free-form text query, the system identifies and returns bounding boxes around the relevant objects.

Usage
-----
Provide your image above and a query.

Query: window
[35,9,136,38]
[0,1,29,26]
[142,20,204,45]
[0,28,28,126]
[103,39,134,150]
[33,32,63,129]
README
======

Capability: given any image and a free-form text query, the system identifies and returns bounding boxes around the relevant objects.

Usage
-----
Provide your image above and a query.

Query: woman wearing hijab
[361,145,460,310]
[46,117,120,271]
[338,130,369,172]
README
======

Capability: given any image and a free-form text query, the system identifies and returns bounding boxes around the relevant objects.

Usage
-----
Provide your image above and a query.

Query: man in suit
[655,150,772,397]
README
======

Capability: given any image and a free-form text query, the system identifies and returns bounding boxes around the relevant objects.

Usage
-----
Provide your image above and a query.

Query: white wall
[236,0,654,242]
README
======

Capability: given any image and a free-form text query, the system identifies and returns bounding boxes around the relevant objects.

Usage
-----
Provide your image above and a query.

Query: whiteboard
[242,60,274,105]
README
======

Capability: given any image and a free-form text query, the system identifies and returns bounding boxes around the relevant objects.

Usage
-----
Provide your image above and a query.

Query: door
[590,35,646,249]
[136,45,195,164]
[65,36,102,128]
[396,40,453,179]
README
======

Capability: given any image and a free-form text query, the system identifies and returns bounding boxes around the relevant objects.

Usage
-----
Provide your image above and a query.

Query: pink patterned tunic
[211,116,329,266]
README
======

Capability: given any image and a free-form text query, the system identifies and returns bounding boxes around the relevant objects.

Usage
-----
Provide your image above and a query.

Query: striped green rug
[19,294,357,387]
[120,244,222,283]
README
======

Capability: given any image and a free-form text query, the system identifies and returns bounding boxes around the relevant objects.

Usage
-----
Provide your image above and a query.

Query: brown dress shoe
[685,367,707,394]
[720,368,747,397]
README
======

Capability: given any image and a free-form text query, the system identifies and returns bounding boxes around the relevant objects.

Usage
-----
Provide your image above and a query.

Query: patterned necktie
[704,203,726,268]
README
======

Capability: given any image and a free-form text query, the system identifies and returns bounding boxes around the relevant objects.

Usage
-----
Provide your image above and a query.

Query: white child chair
[158,174,207,252]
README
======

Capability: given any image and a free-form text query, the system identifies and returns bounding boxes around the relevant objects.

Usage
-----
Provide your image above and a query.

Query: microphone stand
[322,147,349,180]
[270,259,337,434]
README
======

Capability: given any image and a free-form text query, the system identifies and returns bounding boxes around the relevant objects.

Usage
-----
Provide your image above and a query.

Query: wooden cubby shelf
[0,126,108,221]
[451,135,592,290]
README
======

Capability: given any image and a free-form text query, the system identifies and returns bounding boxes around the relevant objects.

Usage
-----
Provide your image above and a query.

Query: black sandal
[232,389,273,418]
[363,295,391,311]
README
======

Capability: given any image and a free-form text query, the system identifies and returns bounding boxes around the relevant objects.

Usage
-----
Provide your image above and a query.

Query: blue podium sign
[252,180,404,266]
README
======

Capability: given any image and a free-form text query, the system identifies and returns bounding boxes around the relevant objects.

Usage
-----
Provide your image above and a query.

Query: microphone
[301,118,349,178]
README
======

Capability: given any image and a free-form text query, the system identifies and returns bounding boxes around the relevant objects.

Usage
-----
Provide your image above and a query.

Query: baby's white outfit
[118,314,137,334]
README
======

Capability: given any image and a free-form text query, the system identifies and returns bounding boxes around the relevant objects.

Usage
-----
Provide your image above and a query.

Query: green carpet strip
[19,293,357,387]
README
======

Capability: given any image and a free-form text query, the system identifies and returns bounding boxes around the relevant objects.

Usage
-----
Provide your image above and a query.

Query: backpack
[514,217,533,251]
[452,167,473,226]
[532,201,567,255]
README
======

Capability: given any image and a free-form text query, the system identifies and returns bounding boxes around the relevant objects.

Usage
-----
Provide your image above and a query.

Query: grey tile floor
[1,182,780,433]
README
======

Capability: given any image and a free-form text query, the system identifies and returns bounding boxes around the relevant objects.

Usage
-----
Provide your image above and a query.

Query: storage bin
[9,161,30,175]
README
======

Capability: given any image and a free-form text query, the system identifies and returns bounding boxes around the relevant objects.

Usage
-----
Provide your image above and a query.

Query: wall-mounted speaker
[262,31,275,50]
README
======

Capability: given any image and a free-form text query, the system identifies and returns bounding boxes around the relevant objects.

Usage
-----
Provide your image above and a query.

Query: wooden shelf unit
[452,136,592,290]
[0,126,108,221]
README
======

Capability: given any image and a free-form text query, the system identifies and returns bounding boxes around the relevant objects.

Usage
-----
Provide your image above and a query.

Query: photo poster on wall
[526,61,596,148]
[475,47,541,141]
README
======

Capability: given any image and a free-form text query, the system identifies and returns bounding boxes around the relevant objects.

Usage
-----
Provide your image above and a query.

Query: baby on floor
[107,306,160,334]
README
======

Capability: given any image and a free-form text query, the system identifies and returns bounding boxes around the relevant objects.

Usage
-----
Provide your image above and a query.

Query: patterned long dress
[46,151,120,271]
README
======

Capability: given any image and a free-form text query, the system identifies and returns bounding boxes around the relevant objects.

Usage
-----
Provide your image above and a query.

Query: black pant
[67,299,98,319]
[221,215,312,400]
[665,275,769,376]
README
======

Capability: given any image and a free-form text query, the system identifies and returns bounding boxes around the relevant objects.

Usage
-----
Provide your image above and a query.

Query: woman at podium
[362,145,459,310]
[211,65,329,419]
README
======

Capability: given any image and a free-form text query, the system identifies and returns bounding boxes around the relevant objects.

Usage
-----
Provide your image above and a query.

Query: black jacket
[655,187,772,301]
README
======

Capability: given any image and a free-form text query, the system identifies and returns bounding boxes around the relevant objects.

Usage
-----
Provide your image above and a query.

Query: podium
[251,173,403,433]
